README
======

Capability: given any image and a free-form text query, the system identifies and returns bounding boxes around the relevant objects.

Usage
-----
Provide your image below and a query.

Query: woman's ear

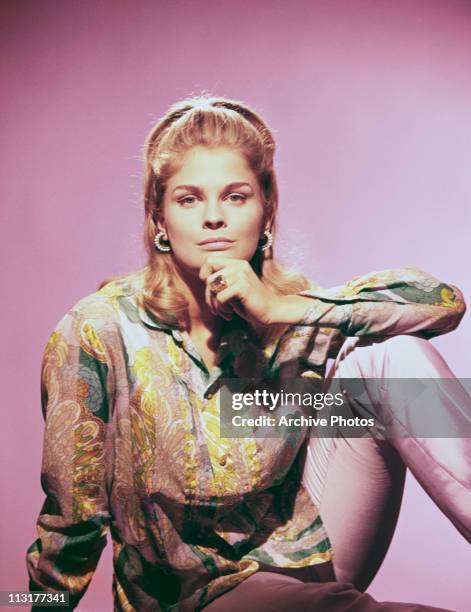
[263,217,273,235]
[262,207,274,231]
[155,213,167,235]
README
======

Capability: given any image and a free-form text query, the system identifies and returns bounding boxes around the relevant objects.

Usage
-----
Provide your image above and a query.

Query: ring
[210,274,227,295]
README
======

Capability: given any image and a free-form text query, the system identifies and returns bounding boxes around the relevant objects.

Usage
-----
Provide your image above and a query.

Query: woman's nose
[202,201,226,229]
[203,218,226,229]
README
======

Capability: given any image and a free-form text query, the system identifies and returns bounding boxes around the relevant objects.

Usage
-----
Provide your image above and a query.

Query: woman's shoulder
[95,268,145,302]
[59,268,146,329]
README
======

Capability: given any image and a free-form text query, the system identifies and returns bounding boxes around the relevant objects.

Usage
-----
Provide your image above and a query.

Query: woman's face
[158,146,267,277]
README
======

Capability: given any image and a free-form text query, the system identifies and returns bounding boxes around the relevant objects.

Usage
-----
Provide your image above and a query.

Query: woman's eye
[178,196,197,206]
[227,193,247,203]
[178,194,247,206]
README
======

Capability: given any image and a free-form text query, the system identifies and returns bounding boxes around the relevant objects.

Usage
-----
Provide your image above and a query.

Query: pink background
[1,1,470,610]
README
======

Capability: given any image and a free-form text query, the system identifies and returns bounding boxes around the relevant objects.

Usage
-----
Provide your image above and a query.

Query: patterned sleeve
[25,305,114,609]
[295,267,466,338]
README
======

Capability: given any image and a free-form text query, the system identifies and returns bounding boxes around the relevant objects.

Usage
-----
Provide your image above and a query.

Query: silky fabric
[303,333,471,591]
[26,268,468,611]
[203,333,470,611]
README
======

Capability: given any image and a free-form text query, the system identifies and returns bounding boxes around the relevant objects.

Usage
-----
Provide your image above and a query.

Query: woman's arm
[26,305,114,610]
[272,267,466,339]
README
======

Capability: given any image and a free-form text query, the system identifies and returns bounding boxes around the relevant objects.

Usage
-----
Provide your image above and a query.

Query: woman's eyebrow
[172,182,253,194]
[225,182,253,191]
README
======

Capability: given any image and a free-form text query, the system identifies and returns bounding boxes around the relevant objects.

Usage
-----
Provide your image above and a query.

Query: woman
[26,95,470,611]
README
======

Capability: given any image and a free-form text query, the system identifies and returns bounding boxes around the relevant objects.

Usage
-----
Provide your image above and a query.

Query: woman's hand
[199,254,282,326]
[199,254,274,325]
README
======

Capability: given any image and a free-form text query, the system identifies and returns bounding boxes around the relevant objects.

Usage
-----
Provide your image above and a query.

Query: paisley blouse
[26,267,466,611]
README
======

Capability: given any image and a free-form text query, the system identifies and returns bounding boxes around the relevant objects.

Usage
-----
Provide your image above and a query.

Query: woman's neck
[188,295,224,337]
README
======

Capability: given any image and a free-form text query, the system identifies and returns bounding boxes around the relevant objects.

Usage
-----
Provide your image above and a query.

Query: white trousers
[302,334,471,591]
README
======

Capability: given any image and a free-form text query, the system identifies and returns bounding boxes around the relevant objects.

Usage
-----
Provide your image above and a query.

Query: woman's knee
[369,334,453,378]
[375,333,434,358]
[331,334,450,379]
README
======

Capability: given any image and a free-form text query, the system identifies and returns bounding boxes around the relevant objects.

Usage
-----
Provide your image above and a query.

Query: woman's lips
[199,241,235,250]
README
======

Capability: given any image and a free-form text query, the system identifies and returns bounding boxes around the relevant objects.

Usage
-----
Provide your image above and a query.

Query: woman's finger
[210,290,234,319]
[199,254,235,282]
[205,273,235,319]
[212,284,248,321]
[207,270,232,307]
[207,267,233,288]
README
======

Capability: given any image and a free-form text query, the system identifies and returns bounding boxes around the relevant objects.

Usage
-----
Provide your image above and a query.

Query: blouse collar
[136,301,251,376]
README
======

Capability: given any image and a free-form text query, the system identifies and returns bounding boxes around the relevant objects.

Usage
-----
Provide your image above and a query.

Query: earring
[154,231,172,252]
[258,229,273,251]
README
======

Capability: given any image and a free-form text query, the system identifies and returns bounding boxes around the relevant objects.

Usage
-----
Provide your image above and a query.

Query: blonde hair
[101,94,317,345]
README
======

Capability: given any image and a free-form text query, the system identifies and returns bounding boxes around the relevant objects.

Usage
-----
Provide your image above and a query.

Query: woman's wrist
[268,295,318,325]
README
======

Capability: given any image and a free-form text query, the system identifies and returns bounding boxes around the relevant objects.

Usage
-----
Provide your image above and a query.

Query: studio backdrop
[1,1,470,610]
